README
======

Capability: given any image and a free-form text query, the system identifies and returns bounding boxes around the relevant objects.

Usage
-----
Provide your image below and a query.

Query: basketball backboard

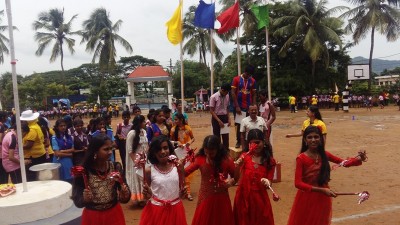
[348,65,370,80]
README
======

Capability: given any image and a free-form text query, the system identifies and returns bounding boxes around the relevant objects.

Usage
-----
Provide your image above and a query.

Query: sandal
[187,194,194,201]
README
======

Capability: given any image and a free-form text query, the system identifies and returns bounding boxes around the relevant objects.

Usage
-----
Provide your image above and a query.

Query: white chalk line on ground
[332,205,400,222]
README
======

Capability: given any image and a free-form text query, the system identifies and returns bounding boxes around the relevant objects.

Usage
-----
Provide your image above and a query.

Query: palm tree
[80,8,133,78]
[273,0,345,90]
[0,10,18,65]
[183,5,223,65]
[32,8,77,96]
[340,0,400,91]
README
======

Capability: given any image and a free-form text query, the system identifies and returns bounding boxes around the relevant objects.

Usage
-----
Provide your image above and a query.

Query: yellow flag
[166,2,182,45]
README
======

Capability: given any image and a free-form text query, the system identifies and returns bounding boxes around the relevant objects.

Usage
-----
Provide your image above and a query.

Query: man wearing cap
[231,65,257,148]
[21,110,46,181]
[210,83,232,149]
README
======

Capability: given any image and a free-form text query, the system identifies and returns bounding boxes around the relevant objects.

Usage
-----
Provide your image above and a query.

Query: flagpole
[180,0,185,113]
[266,27,271,101]
[5,0,28,191]
[210,29,214,95]
[235,0,241,75]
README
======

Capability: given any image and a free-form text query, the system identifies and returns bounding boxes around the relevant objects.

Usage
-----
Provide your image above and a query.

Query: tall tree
[183,5,223,65]
[80,8,133,80]
[32,8,77,96]
[273,0,345,91]
[0,10,17,65]
[341,0,400,91]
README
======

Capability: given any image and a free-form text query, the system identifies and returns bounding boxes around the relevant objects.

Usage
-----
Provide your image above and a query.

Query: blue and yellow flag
[166,2,183,45]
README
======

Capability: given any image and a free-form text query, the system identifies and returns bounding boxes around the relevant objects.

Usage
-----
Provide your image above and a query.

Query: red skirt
[139,200,187,225]
[81,203,126,225]
[287,190,332,225]
[233,188,274,225]
[191,193,235,225]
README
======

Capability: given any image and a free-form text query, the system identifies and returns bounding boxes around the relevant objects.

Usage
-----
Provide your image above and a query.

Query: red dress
[287,151,362,225]
[139,165,187,225]
[233,154,276,225]
[185,155,235,225]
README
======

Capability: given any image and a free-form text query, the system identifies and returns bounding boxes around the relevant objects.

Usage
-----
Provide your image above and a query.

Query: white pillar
[167,80,173,109]
[131,82,136,104]
[126,82,131,107]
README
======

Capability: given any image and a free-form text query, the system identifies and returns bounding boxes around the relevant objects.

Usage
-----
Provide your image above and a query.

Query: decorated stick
[184,146,196,164]
[168,155,185,191]
[335,191,370,204]
[134,152,147,185]
[332,150,367,170]
[71,166,89,189]
[261,178,280,201]
[234,142,258,165]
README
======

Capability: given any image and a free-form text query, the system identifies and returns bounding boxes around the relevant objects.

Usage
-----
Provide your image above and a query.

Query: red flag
[216,1,239,34]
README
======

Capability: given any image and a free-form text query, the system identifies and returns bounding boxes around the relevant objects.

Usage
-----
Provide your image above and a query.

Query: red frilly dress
[139,165,187,225]
[233,154,276,225]
[185,155,236,225]
[287,151,362,225]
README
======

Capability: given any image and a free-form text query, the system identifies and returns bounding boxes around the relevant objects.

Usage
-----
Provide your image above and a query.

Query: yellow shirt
[23,121,46,158]
[311,97,318,105]
[333,94,339,103]
[289,96,296,105]
[170,125,194,144]
[301,118,327,134]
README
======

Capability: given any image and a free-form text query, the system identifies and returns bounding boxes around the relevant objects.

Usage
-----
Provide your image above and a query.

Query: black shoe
[235,142,240,148]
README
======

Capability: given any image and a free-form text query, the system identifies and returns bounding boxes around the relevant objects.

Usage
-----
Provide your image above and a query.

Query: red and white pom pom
[358,191,370,204]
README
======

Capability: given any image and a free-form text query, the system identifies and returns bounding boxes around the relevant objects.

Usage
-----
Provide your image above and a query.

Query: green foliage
[173,60,210,98]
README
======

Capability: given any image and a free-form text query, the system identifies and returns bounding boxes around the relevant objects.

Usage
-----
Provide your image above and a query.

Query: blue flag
[194,0,215,29]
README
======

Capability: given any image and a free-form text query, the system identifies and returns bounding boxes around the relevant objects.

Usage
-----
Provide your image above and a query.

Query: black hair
[301,126,330,186]
[259,90,267,97]
[172,113,187,142]
[131,115,146,152]
[91,117,105,133]
[21,121,30,133]
[147,135,174,165]
[73,118,84,127]
[132,106,141,113]
[53,119,70,139]
[244,65,255,75]
[220,83,231,92]
[246,129,274,169]
[147,109,155,121]
[82,134,111,169]
[38,116,50,139]
[87,118,96,135]
[197,135,228,175]
[308,105,323,121]
[162,107,172,114]
[122,110,130,118]
[151,109,164,124]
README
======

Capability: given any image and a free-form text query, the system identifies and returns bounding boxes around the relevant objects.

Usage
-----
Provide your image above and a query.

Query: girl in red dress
[287,126,366,225]
[71,134,131,225]
[185,135,238,225]
[139,135,187,225]
[233,129,276,225]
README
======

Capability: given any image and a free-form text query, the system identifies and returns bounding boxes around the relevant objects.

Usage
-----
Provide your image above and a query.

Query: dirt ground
[109,106,400,225]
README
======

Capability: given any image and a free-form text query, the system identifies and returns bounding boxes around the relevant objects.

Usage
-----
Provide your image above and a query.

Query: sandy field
[111,106,400,225]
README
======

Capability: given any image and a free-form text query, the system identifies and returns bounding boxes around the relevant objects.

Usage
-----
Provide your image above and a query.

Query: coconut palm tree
[340,0,400,91]
[80,8,133,76]
[32,8,77,96]
[273,0,345,90]
[183,5,223,65]
[0,10,18,65]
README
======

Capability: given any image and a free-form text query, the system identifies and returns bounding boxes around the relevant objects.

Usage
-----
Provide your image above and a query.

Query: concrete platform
[0,180,73,225]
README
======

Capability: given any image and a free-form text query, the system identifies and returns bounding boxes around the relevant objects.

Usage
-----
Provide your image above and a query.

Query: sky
[0,0,399,76]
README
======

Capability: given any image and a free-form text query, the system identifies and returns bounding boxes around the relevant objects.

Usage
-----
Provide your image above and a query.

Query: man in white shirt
[240,104,268,151]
